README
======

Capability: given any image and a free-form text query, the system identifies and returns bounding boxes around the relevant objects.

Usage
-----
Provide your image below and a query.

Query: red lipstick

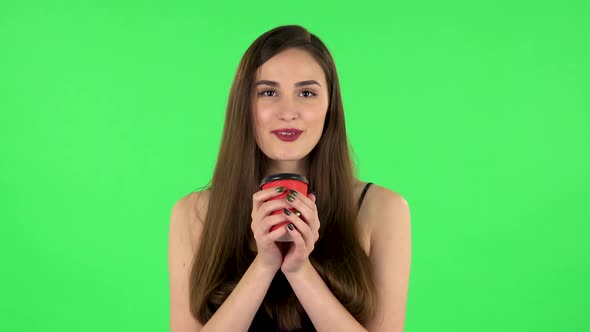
[272,128,303,142]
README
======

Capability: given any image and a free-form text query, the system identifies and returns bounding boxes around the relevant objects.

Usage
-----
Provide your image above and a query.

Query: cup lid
[260,173,309,188]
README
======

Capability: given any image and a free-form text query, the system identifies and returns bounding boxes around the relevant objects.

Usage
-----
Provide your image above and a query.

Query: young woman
[168,25,412,332]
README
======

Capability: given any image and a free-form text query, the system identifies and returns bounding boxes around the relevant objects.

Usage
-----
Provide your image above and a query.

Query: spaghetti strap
[358,182,373,210]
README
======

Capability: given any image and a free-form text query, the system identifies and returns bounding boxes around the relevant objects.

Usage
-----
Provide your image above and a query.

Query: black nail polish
[283,208,291,216]
[275,186,285,193]
[286,194,295,202]
[287,223,294,231]
[288,189,298,196]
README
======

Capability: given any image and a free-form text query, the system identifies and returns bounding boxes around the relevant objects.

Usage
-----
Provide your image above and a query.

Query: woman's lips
[273,131,302,142]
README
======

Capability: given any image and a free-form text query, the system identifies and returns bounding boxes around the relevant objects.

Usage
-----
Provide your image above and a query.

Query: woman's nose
[278,97,298,120]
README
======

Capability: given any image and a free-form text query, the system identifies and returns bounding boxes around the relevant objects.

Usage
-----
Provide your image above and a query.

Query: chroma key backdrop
[0,1,588,331]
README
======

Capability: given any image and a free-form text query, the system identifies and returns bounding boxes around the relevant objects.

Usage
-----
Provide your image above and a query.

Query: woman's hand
[251,186,294,271]
[280,190,319,274]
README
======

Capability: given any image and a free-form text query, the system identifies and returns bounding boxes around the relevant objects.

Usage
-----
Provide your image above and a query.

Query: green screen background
[1,0,588,331]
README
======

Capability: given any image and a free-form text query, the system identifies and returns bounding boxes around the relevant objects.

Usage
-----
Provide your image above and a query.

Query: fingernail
[283,208,292,216]
[288,189,298,196]
[286,194,295,202]
[275,186,285,193]
[295,210,301,217]
[310,191,317,198]
[287,223,294,231]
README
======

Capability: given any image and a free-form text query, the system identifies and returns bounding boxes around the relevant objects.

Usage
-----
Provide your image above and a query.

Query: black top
[249,306,315,332]
[248,182,374,331]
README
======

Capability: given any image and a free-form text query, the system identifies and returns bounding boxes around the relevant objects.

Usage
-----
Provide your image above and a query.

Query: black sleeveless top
[248,182,373,331]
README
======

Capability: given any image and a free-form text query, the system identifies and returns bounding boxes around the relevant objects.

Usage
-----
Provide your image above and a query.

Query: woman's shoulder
[354,180,404,209]
[353,179,407,255]
[188,189,211,223]
[177,189,211,247]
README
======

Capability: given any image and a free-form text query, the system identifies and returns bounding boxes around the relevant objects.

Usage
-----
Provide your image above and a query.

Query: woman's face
[252,48,329,163]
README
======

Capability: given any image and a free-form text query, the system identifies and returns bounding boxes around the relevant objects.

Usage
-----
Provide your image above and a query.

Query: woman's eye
[258,90,276,97]
[301,90,317,97]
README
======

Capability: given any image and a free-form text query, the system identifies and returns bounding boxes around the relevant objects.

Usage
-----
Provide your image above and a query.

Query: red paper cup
[260,173,309,242]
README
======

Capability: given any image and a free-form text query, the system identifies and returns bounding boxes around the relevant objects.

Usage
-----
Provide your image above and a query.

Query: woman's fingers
[284,190,319,235]
[267,226,289,242]
[286,224,306,251]
[252,186,286,218]
[257,199,290,221]
[252,200,291,231]
[251,212,290,241]
[261,213,291,232]
[283,212,314,250]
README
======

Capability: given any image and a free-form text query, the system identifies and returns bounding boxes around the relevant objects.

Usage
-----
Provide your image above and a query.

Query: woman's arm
[201,256,278,332]
[364,191,411,332]
[168,192,278,332]
[169,194,204,331]
[285,260,368,332]
[283,188,411,332]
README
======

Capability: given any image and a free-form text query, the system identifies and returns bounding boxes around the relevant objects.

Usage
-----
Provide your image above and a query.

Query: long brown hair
[189,25,377,330]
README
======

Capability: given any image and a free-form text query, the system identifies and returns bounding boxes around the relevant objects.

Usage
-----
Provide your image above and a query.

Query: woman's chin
[272,154,303,161]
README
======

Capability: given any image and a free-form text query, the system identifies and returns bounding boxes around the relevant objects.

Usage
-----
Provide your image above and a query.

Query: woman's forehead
[255,67,326,87]
[259,48,322,72]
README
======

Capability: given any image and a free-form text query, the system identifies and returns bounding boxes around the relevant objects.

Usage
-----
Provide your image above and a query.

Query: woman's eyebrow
[255,80,321,87]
